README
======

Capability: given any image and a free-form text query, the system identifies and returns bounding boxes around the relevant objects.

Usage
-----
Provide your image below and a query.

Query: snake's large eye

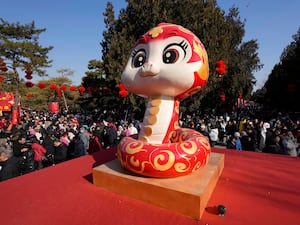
[163,42,187,64]
[132,49,146,68]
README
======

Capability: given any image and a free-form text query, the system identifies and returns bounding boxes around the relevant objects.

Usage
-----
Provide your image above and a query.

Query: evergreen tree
[262,28,300,112]
[0,18,53,117]
[84,0,262,116]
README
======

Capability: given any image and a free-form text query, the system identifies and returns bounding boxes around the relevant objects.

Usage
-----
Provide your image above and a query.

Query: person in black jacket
[102,125,117,149]
[73,134,87,158]
[0,146,20,181]
[41,132,55,167]
[12,135,35,175]
[53,138,68,164]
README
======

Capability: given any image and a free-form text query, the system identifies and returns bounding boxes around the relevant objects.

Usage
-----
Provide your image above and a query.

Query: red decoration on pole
[11,110,19,125]
[0,76,4,82]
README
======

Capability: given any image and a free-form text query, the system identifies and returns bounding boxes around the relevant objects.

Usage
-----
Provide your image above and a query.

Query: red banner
[48,102,59,113]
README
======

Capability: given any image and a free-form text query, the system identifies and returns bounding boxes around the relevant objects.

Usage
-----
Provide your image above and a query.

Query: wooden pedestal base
[93,152,224,219]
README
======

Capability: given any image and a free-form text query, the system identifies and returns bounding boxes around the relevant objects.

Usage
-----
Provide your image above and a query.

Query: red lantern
[25,70,32,76]
[25,81,34,87]
[0,67,8,72]
[0,76,4,82]
[49,84,57,90]
[0,59,8,72]
[119,83,126,90]
[238,93,243,99]
[220,94,226,102]
[78,86,85,93]
[119,90,128,97]
[216,60,227,76]
[25,64,33,79]
[60,85,67,91]
[70,85,77,91]
[118,83,128,97]
[38,83,46,89]
[25,75,33,80]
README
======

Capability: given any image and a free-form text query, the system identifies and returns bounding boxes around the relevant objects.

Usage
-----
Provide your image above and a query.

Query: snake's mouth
[140,71,158,77]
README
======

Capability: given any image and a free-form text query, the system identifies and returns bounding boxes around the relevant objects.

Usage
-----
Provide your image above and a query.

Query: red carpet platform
[1,147,300,225]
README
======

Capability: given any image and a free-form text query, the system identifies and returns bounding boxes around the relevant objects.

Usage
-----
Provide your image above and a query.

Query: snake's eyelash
[179,40,188,50]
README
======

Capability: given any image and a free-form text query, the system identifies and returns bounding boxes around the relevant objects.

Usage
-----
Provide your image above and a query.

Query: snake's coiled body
[117,128,211,178]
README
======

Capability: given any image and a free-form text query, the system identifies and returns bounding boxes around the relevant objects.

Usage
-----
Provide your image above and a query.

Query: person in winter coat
[41,132,55,167]
[102,124,117,149]
[281,131,298,156]
[73,135,87,158]
[79,127,90,151]
[53,138,68,164]
[234,132,242,150]
[88,131,102,153]
[12,135,35,175]
[226,136,236,149]
[31,138,46,170]
[259,122,270,151]
[209,126,219,147]
[0,146,20,181]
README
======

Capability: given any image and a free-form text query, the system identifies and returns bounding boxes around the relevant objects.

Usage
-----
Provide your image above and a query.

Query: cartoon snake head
[122,23,209,100]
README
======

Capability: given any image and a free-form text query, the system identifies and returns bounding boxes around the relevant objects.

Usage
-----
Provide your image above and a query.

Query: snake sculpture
[117,23,211,178]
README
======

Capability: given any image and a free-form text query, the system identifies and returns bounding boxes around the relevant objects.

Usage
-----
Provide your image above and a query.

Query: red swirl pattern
[117,128,211,178]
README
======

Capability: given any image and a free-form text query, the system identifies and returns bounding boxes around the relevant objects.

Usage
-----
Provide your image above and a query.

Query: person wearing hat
[79,126,90,153]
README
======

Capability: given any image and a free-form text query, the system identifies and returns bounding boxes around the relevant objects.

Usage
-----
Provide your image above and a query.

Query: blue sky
[1,0,300,90]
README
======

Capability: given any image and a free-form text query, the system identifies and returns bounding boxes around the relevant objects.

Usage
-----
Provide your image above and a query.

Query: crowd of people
[0,106,299,182]
[183,111,299,156]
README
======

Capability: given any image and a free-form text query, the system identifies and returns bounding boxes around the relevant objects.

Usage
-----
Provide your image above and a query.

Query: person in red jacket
[31,138,46,170]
